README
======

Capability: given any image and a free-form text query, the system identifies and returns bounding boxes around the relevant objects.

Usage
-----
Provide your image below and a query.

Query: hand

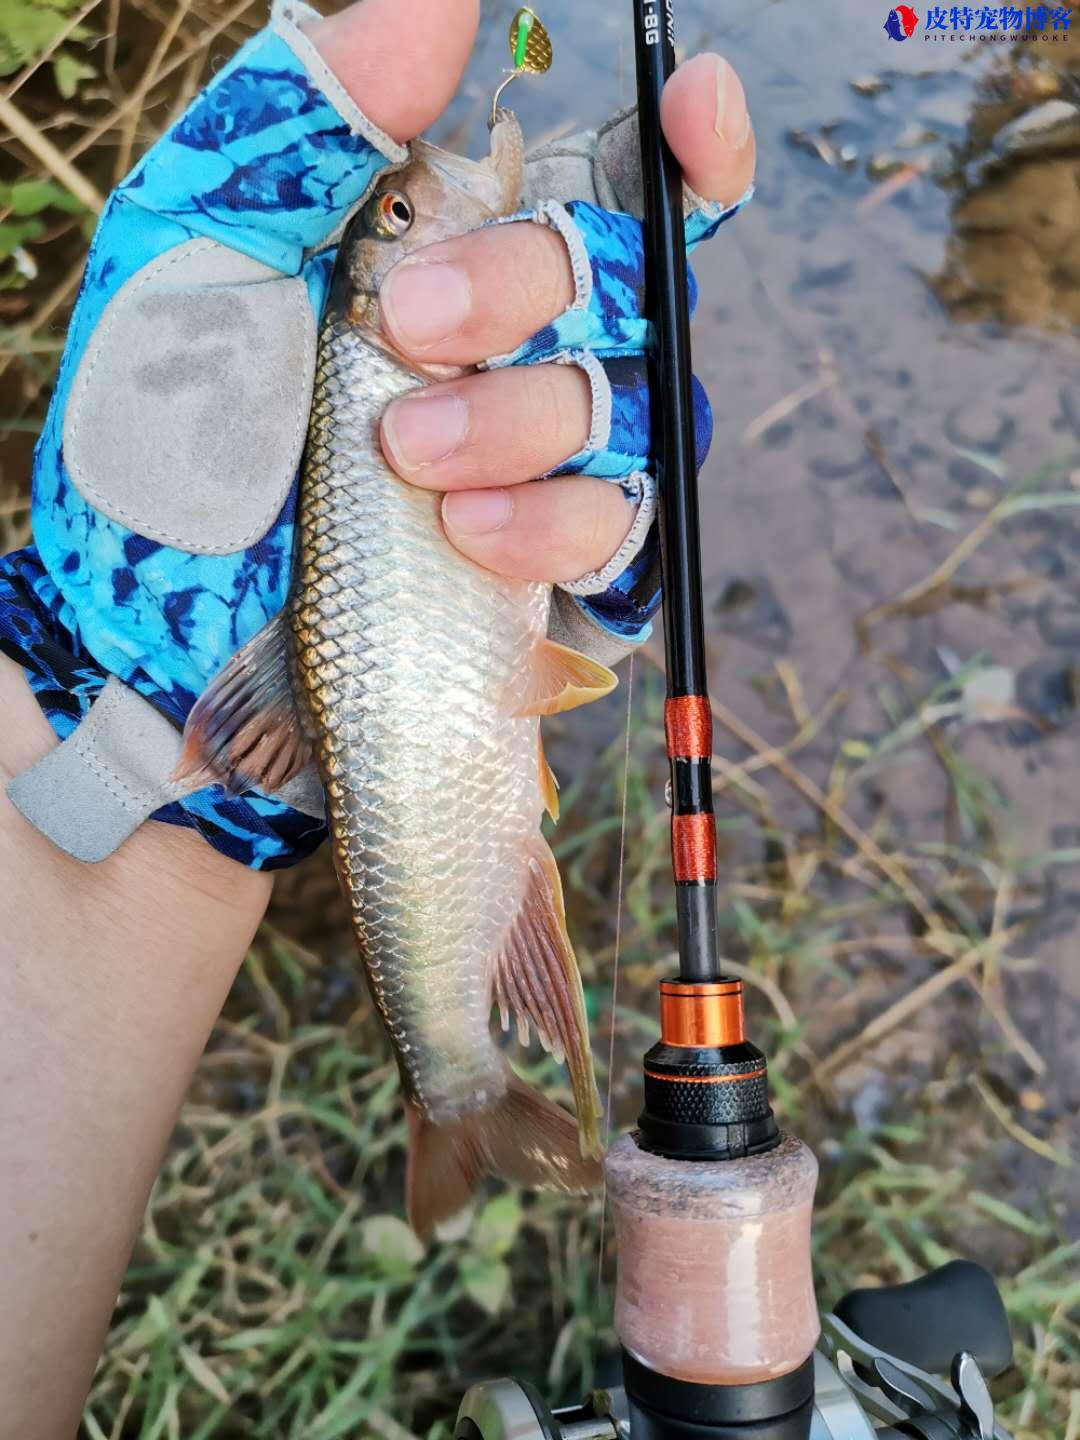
[0,0,488,870]
[0,0,755,874]
[0,7,756,1430]
[378,53,755,584]
[0,8,492,1432]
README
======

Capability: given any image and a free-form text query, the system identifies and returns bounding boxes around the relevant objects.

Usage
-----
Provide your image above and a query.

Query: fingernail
[383,392,469,471]
[714,57,751,149]
[381,260,471,351]
[443,488,512,536]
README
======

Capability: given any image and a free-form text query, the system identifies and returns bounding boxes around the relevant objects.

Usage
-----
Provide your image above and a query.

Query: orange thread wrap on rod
[671,812,716,883]
[664,695,712,759]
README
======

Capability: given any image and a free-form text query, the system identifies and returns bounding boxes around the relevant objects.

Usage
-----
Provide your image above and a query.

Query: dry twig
[712,691,939,930]
[810,923,1025,1085]
[971,1074,1073,1168]
[641,642,938,928]
[0,95,104,212]
[857,508,1000,647]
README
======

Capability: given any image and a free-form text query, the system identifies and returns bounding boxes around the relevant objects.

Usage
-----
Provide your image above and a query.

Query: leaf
[461,1255,511,1316]
[472,1192,523,1258]
[912,506,963,532]
[179,1345,230,1405]
[841,739,872,760]
[951,444,1008,481]
[117,1294,172,1354]
[970,1192,1052,1239]
[6,178,85,216]
[993,490,1080,520]
[960,665,1015,713]
[52,50,95,99]
[215,1327,287,1350]
[362,1214,423,1271]
[433,1203,475,1244]
[0,219,45,262]
[0,0,83,76]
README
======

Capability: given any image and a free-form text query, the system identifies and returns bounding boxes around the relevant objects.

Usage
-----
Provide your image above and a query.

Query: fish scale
[291,311,548,1117]
[180,123,606,1234]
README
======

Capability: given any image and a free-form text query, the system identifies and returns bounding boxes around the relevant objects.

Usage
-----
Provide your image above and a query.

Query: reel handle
[834,1261,1013,1382]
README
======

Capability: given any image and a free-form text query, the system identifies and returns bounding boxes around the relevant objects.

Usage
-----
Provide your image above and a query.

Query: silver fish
[180,115,613,1237]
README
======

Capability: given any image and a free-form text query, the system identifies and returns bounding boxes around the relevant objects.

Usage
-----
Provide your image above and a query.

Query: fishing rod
[452,5,1017,1437]
[635,0,720,989]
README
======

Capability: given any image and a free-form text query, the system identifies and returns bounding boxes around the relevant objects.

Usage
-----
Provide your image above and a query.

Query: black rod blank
[632,0,720,983]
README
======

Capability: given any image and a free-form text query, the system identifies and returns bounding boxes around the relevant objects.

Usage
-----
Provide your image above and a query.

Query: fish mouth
[344,298,469,382]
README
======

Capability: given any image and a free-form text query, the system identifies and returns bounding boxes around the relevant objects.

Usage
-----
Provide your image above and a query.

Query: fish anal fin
[173,612,311,794]
[493,835,602,1158]
[515,639,617,718]
[538,732,560,823]
[405,1062,602,1240]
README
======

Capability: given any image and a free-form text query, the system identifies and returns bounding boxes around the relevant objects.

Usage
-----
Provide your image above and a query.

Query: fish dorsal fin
[174,612,311,794]
[516,639,617,717]
[493,834,601,1158]
[537,732,559,822]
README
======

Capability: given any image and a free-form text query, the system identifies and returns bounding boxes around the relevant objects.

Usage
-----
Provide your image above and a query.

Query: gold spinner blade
[510,7,552,73]
[491,8,553,125]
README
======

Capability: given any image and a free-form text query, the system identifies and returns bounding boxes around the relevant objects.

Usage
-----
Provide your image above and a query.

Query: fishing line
[595,650,634,1293]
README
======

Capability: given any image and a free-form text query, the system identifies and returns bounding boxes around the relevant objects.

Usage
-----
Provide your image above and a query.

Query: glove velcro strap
[0,549,326,870]
[8,677,195,864]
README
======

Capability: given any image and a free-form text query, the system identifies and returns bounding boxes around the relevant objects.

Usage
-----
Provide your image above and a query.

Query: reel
[453,1261,1014,1440]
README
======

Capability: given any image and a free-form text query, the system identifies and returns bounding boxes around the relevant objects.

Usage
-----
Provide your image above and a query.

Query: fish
[883,4,919,39]
[177,113,614,1238]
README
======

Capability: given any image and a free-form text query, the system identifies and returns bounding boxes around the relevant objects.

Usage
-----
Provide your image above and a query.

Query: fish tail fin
[405,1064,602,1240]
[405,832,603,1240]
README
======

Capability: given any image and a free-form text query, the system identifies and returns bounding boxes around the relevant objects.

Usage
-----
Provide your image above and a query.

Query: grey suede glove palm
[0,2,714,871]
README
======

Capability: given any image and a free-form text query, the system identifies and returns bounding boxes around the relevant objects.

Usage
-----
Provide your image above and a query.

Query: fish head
[339,112,525,317]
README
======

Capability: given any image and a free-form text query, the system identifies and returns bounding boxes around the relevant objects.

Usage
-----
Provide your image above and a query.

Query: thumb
[308,0,480,145]
[659,53,755,208]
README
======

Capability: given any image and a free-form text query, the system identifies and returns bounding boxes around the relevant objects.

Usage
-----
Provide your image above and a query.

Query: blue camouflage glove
[0,4,404,868]
[487,193,743,644]
[0,4,748,871]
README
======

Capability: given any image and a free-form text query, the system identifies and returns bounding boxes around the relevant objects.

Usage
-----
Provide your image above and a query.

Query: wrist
[0,668,268,1440]
[0,655,273,916]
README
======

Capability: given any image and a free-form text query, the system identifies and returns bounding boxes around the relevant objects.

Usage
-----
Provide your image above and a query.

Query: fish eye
[370,190,414,239]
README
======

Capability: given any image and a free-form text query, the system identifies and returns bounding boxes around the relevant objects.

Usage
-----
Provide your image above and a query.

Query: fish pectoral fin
[537,732,559,823]
[405,1062,602,1240]
[493,835,602,1159]
[173,611,312,795]
[515,639,617,718]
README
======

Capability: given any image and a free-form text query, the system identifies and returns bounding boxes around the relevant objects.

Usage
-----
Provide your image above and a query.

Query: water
[423,0,1080,1209]
[2,0,1074,1217]
[0,5,1073,1425]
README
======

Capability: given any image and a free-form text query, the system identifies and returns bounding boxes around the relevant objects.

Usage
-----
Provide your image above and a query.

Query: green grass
[0,4,1076,1436]
[77,669,1078,1437]
[82,1007,612,1438]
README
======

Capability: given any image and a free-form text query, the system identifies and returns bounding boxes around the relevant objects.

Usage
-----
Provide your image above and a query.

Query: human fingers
[308,0,480,143]
[380,364,592,491]
[378,57,755,365]
[659,53,755,206]
[440,475,638,585]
